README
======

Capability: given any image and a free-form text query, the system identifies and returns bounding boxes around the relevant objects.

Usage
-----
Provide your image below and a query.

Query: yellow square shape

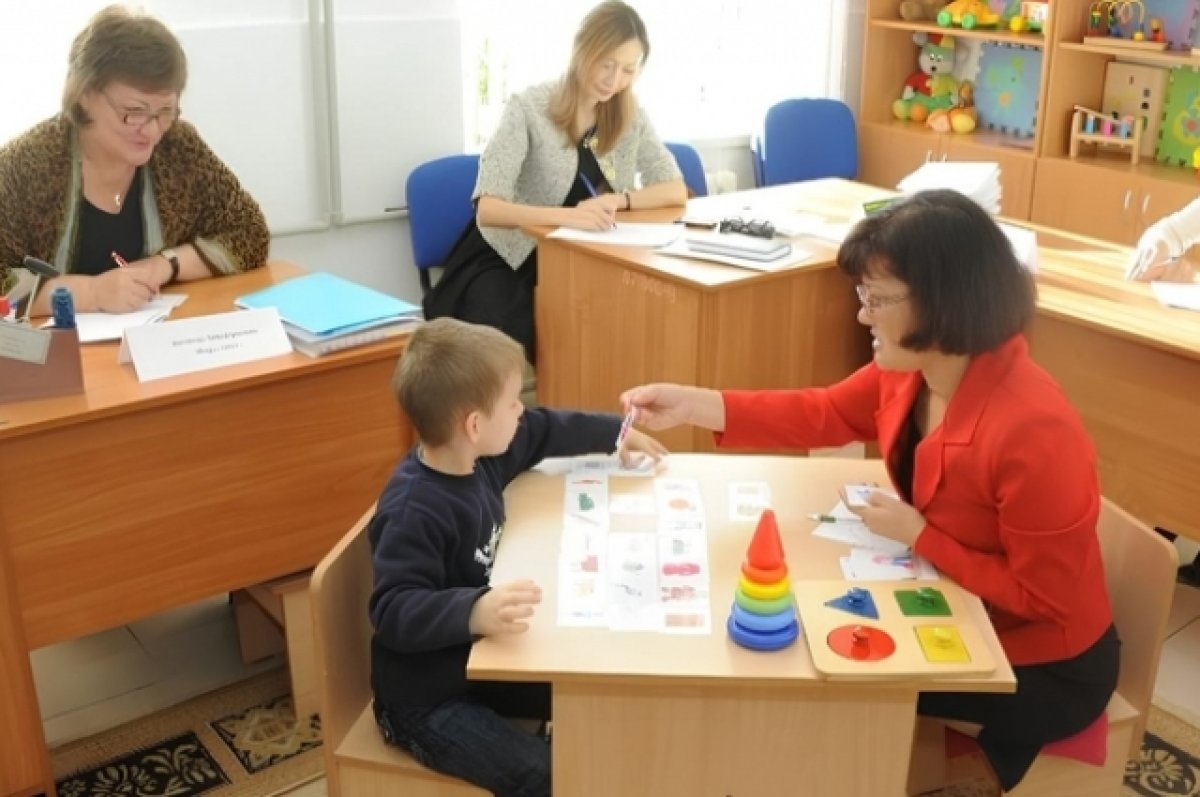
[915,625,970,663]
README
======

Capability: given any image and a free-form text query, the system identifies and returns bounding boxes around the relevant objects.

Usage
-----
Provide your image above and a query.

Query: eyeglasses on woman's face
[102,91,180,130]
[855,284,909,313]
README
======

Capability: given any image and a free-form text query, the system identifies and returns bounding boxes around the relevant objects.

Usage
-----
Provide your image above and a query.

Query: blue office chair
[752,99,858,187]
[664,141,708,198]
[405,154,480,295]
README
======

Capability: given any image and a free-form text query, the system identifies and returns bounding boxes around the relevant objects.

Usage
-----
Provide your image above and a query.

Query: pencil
[111,251,129,269]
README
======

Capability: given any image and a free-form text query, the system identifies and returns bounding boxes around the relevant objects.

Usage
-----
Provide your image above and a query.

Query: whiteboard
[175,20,327,233]
[331,14,466,223]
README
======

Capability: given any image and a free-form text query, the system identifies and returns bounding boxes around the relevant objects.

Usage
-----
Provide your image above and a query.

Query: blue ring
[730,603,796,633]
[727,615,800,651]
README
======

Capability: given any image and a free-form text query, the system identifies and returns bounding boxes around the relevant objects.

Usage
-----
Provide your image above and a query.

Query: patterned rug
[929,706,1200,796]
[52,670,322,797]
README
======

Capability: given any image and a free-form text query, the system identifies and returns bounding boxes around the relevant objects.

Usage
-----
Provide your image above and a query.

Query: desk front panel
[536,239,704,452]
[0,356,409,649]
[1030,313,1200,541]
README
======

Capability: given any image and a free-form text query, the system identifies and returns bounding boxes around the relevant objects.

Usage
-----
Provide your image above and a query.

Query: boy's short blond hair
[393,318,526,447]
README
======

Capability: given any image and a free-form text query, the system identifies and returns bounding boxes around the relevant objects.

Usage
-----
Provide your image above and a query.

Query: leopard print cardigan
[0,115,269,293]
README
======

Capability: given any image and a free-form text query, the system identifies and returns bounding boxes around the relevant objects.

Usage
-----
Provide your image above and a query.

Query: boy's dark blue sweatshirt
[369,407,619,709]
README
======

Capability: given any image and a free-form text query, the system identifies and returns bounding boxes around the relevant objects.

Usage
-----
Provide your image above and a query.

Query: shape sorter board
[793,580,997,679]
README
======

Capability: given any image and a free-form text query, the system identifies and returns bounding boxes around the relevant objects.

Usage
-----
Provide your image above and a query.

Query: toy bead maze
[794,580,998,678]
[727,509,801,651]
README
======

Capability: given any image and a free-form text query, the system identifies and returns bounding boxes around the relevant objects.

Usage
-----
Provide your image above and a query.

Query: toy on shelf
[893,33,960,123]
[1009,0,1050,33]
[1069,105,1143,165]
[927,80,978,133]
[1084,1,1168,51]
[936,0,1000,29]
[899,0,951,22]
[727,509,800,651]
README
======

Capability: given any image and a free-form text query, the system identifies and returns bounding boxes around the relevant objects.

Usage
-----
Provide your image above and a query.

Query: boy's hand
[469,579,542,637]
[617,428,668,469]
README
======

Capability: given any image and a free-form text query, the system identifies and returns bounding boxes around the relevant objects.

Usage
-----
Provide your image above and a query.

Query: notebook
[284,317,420,358]
[685,234,792,262]
[235,272,421,336]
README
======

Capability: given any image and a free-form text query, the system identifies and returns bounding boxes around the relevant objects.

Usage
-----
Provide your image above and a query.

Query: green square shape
[895,587,951,617]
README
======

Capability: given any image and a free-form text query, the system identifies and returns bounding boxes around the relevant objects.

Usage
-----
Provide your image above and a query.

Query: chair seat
[337,705,488,793]
[944,689,1138,768]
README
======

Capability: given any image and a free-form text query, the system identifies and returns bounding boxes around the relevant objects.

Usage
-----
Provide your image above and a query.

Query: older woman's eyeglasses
[103,92,180,130]
[855,284,909,312]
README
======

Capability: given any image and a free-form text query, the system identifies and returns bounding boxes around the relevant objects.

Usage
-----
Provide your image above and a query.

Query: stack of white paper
[898,161,1002,216]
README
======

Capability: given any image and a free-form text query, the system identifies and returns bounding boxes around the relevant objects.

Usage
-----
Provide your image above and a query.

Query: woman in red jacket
[622,189,1118,792]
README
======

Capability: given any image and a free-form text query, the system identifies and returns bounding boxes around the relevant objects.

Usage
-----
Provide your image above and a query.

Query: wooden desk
[0,263,413,797]
[468,454,1015,797]
[535,179,1200,541]
[532,181,873,452]
[1029,231,1200,542]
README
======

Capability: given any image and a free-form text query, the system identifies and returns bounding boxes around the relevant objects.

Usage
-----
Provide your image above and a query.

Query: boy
[368,318,666,797]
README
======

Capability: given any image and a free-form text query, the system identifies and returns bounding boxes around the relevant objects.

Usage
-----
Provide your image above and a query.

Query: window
[460,0,850,147]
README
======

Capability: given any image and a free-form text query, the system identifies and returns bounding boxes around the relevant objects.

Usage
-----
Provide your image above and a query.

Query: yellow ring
[737,574,790,601]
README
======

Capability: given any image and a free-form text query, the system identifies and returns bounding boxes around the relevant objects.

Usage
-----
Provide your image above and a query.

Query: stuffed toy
[892,32,959,123]
[899,0,951,21]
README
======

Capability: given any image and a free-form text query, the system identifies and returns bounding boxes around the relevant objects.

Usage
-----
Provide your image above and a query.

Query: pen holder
[0,327,85,404]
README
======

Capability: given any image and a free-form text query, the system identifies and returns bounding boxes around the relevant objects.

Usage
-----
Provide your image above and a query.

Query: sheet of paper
[657,235,812,272]
[605,532,661,631]
[811,500,911,556]
[728,482,772,522]
[73,294,189,343]
[609,493,657,516]
[546,222,682,247]
[1151,281,1200,312]
[840,548,937,581]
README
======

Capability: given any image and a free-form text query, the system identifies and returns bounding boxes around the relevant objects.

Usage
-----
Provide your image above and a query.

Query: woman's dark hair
[836,189,1035,356]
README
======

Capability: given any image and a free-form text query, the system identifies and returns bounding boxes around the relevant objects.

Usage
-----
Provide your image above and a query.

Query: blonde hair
[62,5,188,126]
[548,1,649,154]
[392,319,526,448]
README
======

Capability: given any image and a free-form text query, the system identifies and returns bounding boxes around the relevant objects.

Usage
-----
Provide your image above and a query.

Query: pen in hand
[111,251,130,269]
[613,407,637,453]
[578,173,616,230]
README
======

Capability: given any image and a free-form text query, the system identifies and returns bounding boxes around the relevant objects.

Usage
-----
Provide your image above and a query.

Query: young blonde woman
[0,5,268,314]
[423,0,687,363]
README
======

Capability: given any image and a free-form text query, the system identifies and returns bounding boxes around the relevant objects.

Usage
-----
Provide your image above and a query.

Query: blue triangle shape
[824,587,879,620]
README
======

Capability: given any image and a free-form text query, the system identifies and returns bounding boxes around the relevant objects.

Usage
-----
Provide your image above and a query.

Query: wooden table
[533,179,1200,541]
[531,181,873,452]
[0,263,413,797]
[468,454,1015,797]
[1028,229,1200,542]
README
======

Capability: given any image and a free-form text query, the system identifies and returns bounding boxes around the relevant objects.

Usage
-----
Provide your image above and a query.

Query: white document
[118,307,292,382]
[1151,281,1200,311]
[547,222,682,247]
[73,294,189,343]
[840,548,937,581]
[657,235,812,272]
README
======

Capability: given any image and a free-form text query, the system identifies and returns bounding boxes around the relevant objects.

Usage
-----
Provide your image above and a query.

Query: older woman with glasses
[621,189,1118,793]
[0,5,268,314]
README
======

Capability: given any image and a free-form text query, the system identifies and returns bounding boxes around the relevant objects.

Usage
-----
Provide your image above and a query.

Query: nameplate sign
[119,307,292,382]
[0,322,52,365]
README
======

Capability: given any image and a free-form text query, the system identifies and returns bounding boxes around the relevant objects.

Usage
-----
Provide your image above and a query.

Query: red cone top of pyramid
[746,509,786,570]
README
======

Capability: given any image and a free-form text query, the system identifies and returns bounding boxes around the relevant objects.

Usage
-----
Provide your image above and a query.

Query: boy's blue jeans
[375,681,551,797]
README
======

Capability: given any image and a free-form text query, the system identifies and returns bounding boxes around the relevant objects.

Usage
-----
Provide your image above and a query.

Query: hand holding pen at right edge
[561,202,617,231]
[90,263,158,312]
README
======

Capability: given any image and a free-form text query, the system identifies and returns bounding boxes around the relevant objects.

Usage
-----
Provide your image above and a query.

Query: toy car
[937,0,1001,29]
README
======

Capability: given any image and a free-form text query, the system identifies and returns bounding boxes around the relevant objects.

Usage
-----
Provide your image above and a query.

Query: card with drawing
[728,481,772,522]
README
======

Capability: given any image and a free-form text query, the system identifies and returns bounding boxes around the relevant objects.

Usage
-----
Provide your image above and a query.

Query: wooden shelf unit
[857,1,1057,219]
[858,0,1200,242]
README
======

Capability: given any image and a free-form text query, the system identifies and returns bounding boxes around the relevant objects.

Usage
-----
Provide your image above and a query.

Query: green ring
[734,590,794,615]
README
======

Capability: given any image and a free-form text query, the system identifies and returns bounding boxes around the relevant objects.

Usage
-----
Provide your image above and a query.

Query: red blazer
[718,335,1113,666]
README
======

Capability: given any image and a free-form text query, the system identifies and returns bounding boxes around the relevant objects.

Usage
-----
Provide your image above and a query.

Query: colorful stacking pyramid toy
[727,509,800,651]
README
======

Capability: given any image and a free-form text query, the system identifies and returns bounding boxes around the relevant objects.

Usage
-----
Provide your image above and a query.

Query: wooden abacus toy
[1084,0,1168,51]
[1069,105,1143,165]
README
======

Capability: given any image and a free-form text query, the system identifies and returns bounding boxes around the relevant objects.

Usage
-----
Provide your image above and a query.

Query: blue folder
[235,272,421,336]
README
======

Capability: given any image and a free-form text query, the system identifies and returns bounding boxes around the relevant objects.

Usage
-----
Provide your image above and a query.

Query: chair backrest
[756,98,858,186]
[664,141,708,198]
[405,154,481,271]
[311,505,377,767]
[1096,497,1177,755]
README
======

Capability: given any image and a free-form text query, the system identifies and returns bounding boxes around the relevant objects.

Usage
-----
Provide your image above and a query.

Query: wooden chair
[310,506,489,797]
[908,497,1178,796]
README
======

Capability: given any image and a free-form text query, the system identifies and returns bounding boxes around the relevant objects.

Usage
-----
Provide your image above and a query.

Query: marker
[111,251,130,269]
[613,407,637,453]
[21,256,60,280]
[807,513,842,524]
[50,287,76,330]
